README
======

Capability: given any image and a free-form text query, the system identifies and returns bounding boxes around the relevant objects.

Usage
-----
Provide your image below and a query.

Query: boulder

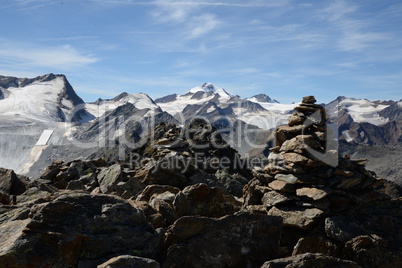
[163,212,282,267]
[280,135,322,153]
[0,193,159,268]
[0,168,28,195]
[97,164,123,193]
[173,183,241,218]
[136,185,181,203]
[288,112,306,127]
[282,152,309,165]
[341,235,402,268]
[325,215,362,242]
[268,180,295,193]
[302,96,317,104]
[262,191,293,207]
[268,206,325,229]
[296,187,332,201]
[137,156,191,188]
[292,236,338,256]
[261,253,360,268]
[98,255,160,268]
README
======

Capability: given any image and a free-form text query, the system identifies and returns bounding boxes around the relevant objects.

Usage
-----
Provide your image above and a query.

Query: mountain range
[0,74,401,182]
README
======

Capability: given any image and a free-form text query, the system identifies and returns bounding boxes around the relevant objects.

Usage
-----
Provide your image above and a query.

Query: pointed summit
[188,83,233,99]
[249,94,278,103]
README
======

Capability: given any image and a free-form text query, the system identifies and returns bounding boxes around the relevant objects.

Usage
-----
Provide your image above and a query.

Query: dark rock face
[0,168,29,203]
[155,94,178,103]
[163,212,282,268]
[0,193,158,268]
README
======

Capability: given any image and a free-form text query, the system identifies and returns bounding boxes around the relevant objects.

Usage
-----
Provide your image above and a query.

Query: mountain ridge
[0,73,401,179]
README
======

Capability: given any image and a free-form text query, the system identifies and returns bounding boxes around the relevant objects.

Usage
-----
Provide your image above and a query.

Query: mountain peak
[188,83,233,99]
[249,94,278,103]
[201,82,216,91]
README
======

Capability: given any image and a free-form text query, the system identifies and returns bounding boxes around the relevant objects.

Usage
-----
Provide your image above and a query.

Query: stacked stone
[246,95,385,234]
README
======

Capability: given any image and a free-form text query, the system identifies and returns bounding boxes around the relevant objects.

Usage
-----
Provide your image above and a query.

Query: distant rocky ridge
[0,96,401,267]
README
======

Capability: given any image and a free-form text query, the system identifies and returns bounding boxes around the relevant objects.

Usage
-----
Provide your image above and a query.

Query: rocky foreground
[1,96,402,268]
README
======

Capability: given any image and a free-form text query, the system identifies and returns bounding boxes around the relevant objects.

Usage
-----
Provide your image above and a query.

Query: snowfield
[338,98,389,126]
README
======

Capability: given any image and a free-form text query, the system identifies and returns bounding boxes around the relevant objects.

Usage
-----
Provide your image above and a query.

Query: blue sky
[1,0,401,103]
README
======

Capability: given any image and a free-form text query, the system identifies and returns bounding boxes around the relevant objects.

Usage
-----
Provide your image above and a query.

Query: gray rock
[296,187,332,201]
[292,236,338,256]
[342,235,402,268]
[280,135,322,153]
[268,206,325,229]
[325,215,362,242]
[97,255,160,268]
[261,253,360,268]
[282,152,309,165]
[262,191,293,207]
[0,193,159,268]
[0,168,28,195]
[268,180,295,193]
[164,212,282,268]
[97,164,122,194]
[173,183,241,218]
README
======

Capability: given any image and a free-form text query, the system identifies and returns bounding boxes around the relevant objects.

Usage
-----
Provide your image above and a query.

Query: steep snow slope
[85,92,160,118]
[0,73,87,123]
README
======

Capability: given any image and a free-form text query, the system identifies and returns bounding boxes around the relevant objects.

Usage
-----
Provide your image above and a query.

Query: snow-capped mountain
[1,73,402,178]
[0,73,88,123]
[248,94,278,103]
[85,92,161,118]
[156,83,294,130]
[327,97,389,126]
[326,97,401,144]
[155,83,234,117]
[0,74,171,176]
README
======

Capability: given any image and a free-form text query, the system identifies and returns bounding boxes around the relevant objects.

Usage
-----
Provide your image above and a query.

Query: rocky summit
[0,96,401,267]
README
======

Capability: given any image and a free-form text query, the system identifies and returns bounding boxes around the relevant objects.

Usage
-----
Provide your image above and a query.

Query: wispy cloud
[0,39,99,70]
[1,0,55,10]
[89,0,288,8]
[321,0,358,21]
[186,14,221,39]
[320,0,392,52]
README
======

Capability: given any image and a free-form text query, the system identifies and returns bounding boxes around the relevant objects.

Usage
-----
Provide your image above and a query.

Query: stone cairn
[245,96,392,257]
